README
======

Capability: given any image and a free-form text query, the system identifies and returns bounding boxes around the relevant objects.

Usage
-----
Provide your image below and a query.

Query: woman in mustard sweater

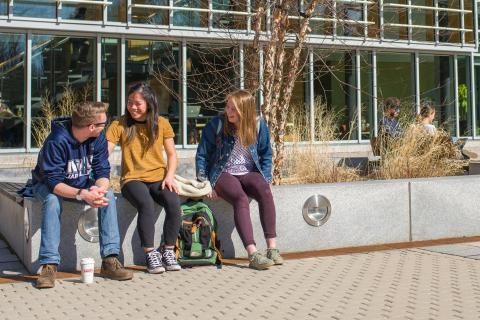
[106,82,181,274]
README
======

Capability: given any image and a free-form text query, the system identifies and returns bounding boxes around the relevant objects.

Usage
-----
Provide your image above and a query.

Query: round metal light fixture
[302,195,331,227]
[78,206,99,243]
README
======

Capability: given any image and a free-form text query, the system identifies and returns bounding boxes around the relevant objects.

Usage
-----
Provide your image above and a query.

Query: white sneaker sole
[148,266,165,274]
[164,265,182,271]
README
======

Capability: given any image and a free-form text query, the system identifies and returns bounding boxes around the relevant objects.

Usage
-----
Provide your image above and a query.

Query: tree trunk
[271,0,320,184]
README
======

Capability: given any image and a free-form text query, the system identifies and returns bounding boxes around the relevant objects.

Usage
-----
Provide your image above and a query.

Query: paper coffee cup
[80,257,95,284]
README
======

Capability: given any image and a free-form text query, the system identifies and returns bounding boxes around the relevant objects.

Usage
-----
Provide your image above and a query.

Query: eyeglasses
[92,119,108,127]
[93,121,107,127]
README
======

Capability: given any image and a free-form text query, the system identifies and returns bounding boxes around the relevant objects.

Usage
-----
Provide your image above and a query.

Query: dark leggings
[121,180,181,248]
[214,172,276,247]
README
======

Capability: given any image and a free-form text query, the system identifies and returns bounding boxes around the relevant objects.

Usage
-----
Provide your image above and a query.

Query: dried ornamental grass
[373,125,465,180]
[281,101,363,184]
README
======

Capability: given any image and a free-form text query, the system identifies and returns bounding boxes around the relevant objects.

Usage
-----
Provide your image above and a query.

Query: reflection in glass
[411,0,434,42]
[108,0,127,22]
[0,33,25,148]
[126,40,181,143]
[360,52,374,140]
[61,4,102,21]
[376,52,415,125]
[101,39,121,119]
[31,35,95,147]
[438,0,460,43]
[132,0,169,25]
[383,1,408,40]
[187,44,239,144]
[457,56,472,136]
[419,54,454,134]
[0,1,6,15]
[14,1,56,18]
[313,50,357,140]
[173,0,208,27]
[212,0,247,30]
[310,3,333,35]
[337,2,363,37]
[367,3,379,38]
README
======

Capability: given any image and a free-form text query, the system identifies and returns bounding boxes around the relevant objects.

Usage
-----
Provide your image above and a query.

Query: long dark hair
[125,82,159,149]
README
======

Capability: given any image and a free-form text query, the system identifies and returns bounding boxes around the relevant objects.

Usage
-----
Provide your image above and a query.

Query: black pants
[121,180,181,248]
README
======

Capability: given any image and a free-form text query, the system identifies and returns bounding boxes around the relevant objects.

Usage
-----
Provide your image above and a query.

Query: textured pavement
[2,246,480,320]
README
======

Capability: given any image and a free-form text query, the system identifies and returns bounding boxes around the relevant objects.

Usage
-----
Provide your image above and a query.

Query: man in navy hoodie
[32,101,133,289]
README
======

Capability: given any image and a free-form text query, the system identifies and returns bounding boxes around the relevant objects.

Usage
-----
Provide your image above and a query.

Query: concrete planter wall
[2,175,480,273]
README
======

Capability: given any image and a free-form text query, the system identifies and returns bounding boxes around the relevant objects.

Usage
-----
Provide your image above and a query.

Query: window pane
[377,52,415,125]
[212,0,248,30]
[419,54,455,134]
[108,0,126,22]
[411,0,434,42]
[186,43,239,144]
[311,3,333,36]
[131,0,169,25]
[173,0,208,27]
[438,0,460,43]
[457,55,472,136]
[337,3,364,37]
[101,38,121,119]
[14,1,56,18]
[126,40,181,143]
[31,35,95,148]
[360,51,374,140]
[367,2,380,38]
[285,49,309,142]
[0,33,25,149]
[0,1,6,15]
[313,50,357,140]
[464,0,474,43]
[61,4,102,21]
[475,64,480,136]
[383,0,408,40]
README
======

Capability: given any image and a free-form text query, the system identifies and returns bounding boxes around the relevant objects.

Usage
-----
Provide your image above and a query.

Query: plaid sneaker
[161,249,181,271]
[266,248,284,265]
[248,252,274,270]
[145,250,165,274]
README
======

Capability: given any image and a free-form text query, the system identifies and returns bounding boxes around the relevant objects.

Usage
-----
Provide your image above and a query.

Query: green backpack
[176,200,222,266]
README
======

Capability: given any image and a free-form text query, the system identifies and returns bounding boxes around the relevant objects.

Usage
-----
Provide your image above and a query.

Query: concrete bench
[2,175,480,273]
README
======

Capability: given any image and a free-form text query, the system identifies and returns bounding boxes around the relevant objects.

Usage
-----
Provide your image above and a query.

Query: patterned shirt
[224,135,256,175]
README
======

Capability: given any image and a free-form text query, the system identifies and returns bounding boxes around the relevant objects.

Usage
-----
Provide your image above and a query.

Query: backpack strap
[211,230,223,265]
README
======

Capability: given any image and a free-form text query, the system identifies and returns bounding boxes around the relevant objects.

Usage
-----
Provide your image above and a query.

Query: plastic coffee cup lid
[81,257,95,265]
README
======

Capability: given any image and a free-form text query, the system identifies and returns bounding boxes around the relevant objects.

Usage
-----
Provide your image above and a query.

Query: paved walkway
[2,243,480,320]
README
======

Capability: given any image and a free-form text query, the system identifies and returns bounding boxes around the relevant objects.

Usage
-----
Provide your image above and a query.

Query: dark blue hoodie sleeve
[39,140,68,192]
[91,133,111,181]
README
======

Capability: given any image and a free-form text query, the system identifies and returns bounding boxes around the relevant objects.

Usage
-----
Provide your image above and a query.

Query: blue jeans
[34,183,121,265]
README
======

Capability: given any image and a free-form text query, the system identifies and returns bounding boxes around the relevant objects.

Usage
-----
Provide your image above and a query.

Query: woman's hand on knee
[162,175,179,194]
[206,190,218,200]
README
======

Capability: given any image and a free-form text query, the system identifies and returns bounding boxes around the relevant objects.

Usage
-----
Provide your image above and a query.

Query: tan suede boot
[36,264,57,289]
[100,256,133,281]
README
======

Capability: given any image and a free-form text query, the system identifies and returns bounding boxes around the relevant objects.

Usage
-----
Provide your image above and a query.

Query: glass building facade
[0,0,477,151]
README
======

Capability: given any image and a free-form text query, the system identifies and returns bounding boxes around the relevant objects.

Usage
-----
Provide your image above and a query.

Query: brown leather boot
[36,264,57,289]
[100,256,133,281]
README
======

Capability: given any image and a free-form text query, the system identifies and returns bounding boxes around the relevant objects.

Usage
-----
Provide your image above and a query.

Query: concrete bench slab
[1,175,480,273]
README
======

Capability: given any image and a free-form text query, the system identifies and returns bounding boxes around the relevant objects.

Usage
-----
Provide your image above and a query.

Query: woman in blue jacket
[196,89,283,270]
